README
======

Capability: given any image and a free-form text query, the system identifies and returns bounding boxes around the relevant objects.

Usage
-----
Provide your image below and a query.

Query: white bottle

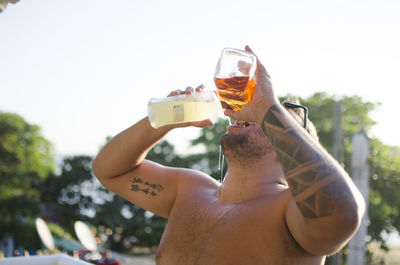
[147,90,222,129]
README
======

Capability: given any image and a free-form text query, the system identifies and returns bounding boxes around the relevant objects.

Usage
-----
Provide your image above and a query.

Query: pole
[331,101,343,265]
[347,131,370,265]
[333,101,343,164]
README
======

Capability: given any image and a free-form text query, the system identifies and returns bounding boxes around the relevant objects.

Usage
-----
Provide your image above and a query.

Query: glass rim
[215,47,257,79]
[221,47,256,57]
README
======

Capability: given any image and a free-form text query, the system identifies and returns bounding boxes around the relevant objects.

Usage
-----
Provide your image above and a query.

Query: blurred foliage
[1,92,399,257]
[369,139,400,249]
[299,93,377,172]
[0,112,55,250]
[40,155,111,234]
[47,222,75,241]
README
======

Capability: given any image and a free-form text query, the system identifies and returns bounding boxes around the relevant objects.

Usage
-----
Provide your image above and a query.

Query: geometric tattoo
[261,104,351,218]
[130,177,164,197]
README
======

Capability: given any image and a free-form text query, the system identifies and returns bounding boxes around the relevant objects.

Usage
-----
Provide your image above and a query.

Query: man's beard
[220,129,274,160]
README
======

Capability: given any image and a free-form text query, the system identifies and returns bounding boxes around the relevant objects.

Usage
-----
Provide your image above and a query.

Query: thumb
[193,119,213,128]
[224,109,240,121]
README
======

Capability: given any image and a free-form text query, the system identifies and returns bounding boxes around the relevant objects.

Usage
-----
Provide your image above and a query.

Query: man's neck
[218,155,287,203]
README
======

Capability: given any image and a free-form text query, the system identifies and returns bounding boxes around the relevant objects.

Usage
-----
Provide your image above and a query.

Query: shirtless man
[92,46,365,265]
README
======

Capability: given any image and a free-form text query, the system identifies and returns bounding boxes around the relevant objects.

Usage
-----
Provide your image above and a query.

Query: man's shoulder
[177,168,220,189]
[144,160,219,185]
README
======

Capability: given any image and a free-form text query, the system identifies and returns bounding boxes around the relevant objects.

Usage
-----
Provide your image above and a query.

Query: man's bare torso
[155,174,325,265]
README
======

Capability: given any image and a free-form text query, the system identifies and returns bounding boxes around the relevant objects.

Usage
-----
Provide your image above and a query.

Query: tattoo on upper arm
[130,177,164,197]
[262,104,351,218]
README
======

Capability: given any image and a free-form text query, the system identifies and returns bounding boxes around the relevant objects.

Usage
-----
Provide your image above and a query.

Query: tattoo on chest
[130,177,164,197]
[262,104,351,218]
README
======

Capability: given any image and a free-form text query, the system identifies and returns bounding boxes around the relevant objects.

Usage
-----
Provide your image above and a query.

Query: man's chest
[155,193,310,265]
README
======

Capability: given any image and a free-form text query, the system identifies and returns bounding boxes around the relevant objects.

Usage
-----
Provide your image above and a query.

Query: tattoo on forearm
[130,177,164,196]
[262,104,351,218]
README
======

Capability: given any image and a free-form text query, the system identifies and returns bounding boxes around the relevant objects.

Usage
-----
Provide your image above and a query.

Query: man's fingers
[178,119,213,128]
[195,84,205,93]
[185,86,194,95]
[167,89,184,97]
[238,61,251,75]
[168,85,204,97]
[167,84,205,97]
[224,109,240,120]
[194,119,213,127]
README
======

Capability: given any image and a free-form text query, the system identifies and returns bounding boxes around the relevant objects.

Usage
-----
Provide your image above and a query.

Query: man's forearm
[92,117,172,179]
[261,104,354,218]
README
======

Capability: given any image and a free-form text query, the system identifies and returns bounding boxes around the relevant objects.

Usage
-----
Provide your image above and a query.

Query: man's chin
[220,134,272,159]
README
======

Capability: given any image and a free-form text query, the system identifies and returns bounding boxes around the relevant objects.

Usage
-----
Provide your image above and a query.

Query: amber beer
[214,48,256,111]
[215,75,256,111]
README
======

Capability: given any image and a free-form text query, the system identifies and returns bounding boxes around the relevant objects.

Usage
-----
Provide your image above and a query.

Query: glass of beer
[214,48,257,111]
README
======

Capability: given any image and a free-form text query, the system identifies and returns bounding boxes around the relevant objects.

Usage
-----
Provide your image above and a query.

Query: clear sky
[1,0,400,157]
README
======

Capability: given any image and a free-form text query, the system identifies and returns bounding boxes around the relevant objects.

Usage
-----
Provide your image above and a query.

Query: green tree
[300,93,376,170]
[40,155,111,236]
[0,111,55,250]
[369,140,400,249]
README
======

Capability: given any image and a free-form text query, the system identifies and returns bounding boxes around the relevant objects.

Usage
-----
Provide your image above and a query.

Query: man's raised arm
[92,117,172,179]
[92,117,182,218]
[224,45,365,256]
[262,103,364,255]
[92,88,212,218]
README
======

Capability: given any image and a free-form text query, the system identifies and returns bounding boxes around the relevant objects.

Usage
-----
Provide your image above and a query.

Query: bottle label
[173,104,184,122]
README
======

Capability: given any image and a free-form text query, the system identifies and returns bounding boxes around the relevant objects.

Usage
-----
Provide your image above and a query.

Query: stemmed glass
[214,48,256,111]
